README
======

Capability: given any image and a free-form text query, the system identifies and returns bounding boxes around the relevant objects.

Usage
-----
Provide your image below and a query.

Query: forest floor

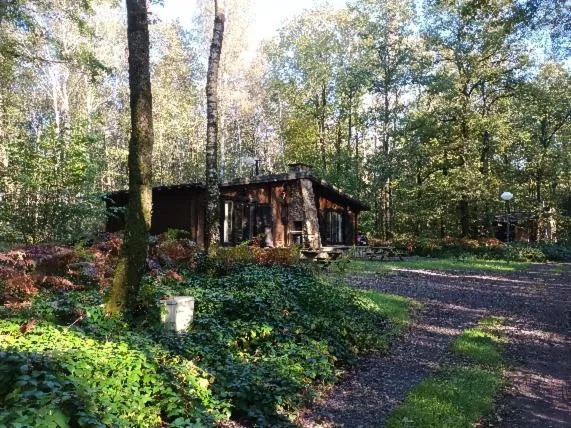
[300,262,571,427]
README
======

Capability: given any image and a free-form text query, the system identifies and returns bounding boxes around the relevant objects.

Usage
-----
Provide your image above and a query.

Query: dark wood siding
[105,177,365,248]
[105,186,206,247]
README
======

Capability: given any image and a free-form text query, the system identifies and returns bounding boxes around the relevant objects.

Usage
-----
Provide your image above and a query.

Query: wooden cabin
[105,163,369,249]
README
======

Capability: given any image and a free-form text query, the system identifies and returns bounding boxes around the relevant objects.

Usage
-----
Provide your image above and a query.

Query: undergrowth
[389,236,571,262]
[0,264,411,427]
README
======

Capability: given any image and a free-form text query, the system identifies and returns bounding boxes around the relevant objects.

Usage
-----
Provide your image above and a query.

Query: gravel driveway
[301,263,571,427]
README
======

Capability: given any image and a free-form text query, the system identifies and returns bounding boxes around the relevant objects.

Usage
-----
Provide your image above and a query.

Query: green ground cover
[388,317,505,428]
[344,258,529,275]
[359,290,416,340]
[451,316,505,365]
[0,264,413,427]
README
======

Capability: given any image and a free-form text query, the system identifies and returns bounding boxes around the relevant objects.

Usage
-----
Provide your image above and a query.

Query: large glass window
[223,201,273,245]
[325,210,343,244]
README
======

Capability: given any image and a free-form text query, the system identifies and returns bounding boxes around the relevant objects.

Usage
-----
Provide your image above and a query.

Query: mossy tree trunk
[204,0,225,251]
[107,0,154,315]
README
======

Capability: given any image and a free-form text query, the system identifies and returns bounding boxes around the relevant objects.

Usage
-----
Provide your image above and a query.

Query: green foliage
[390,236,571,262]
[535,243,571,262]
[0,321,225,427]
[154,265,395,424]
[212,243,254,272]
[0,124,106,244]
[1,0,570,248]
[206,245,300,275]
[0,265,412,426]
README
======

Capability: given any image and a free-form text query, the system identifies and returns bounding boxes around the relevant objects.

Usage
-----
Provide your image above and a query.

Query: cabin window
[291,221,303,246]
[223,201,233,244]
[255,204,272,235]
[325,210,343,244]
[223,201,273,245]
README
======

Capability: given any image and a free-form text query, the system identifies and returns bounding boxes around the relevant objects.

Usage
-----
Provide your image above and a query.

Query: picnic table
[355,245,404,261]
[301,248,345,269]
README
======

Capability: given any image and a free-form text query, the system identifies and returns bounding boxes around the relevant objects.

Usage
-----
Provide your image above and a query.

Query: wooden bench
[360,246,404,261]
[301,249,344,269]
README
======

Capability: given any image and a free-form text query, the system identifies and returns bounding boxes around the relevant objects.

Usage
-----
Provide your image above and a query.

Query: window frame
[223,200,233,244]
[324,209,343,245]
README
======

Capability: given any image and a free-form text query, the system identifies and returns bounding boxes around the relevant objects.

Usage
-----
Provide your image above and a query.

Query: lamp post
[500,191,513,243]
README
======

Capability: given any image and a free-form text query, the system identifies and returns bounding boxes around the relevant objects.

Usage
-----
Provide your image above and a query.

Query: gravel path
[301,263,571,427]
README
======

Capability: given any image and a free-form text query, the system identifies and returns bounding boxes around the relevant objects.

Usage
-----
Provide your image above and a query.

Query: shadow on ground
[301,264,571,428]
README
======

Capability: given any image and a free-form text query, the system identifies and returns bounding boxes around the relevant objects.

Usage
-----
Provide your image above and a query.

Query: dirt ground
[301,263,571,427]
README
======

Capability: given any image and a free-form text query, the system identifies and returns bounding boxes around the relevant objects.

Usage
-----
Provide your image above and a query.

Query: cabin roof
[221,172,369,211]
[106,182,206,198]
[106,171,370,211]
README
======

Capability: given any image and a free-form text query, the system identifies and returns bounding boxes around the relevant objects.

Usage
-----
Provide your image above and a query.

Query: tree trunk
[299,178,321,250]
[383,178,391,239]
[204,0,225,251]
[355,129,359,179]
[347,91,352,146]
[335,119,341,173]
[318,83,327,170]
[107,0,154,315]
[459,195,470,238]
[480,130,490,175]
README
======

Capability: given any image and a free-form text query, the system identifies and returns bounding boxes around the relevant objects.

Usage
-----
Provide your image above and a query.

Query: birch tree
[204,0,225,250]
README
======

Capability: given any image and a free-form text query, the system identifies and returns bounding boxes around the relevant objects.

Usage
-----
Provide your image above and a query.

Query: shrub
[251,247,300,266]
[477,237,503,247]
[1,265,398,426]
[535,243,571,262]
[153,265,390,425]
[1,275,38,303]
[35,248,77,275]
[73,242,96,262]
[94,233,123,256]
[164,228,194,241]
[388,235,570,262]
[0,321,227,427]
[153,239,198,268]
[37,275,84,292]
[0,252,35,273]
[212,244,253,273]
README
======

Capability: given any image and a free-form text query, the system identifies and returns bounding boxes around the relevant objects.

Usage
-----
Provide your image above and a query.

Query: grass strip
[387,316,505,428]
[359,290,417,343]
[345,258,528,275]
[451,316,505,366]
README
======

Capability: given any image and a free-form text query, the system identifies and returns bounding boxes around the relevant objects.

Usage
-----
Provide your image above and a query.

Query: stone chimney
[288,163,313,174]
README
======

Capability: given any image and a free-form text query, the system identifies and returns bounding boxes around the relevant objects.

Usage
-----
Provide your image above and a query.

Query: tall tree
[510,63,571,209]
[107,0,154,314]
[352,0,418,239]
[419,0,529,237]
[204,0,225,250]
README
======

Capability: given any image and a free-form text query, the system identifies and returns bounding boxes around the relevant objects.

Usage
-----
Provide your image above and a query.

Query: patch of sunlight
[452,316,505,366]
[388,366,503,428]
[345,258,528,275]
[359,290,416,326]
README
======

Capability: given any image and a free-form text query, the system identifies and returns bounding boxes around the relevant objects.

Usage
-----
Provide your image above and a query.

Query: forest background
[1,0,569,244]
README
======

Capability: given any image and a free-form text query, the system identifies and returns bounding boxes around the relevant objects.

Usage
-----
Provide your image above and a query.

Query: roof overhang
[105,173,370,211]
